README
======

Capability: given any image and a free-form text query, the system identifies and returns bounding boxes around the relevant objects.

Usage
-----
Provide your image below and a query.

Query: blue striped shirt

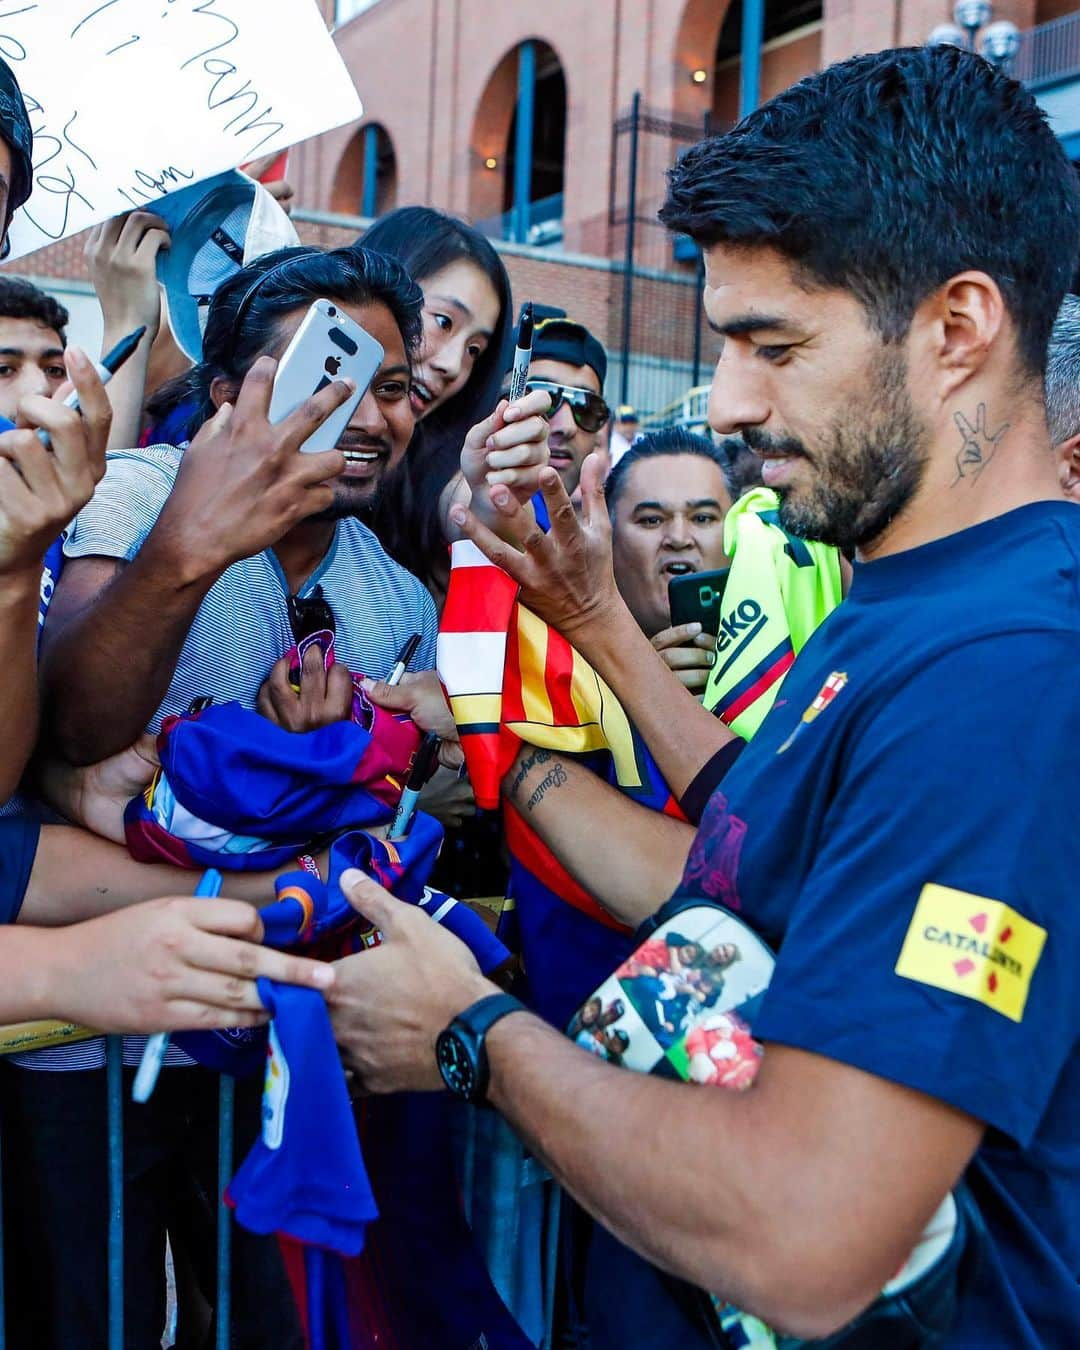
[20,443,437,1071]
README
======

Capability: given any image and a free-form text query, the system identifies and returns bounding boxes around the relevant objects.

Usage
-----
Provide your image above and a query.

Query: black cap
[0,58,33,230]
[531,315,607,387]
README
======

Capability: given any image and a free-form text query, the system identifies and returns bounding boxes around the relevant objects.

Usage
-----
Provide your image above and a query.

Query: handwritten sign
[1,0,363,260]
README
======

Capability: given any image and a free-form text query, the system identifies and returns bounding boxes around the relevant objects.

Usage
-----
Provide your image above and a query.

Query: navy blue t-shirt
[674,502,1080,1347]
[0,818,40,923]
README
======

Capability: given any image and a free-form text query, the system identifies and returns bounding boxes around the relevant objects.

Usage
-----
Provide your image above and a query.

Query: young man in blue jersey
[326,46,1080,1349]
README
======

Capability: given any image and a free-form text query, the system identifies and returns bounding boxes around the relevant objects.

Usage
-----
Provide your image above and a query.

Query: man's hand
[85,211,170,345]
[449,454,624,649]
[652,623,717,693]
[418,765,476,829]
[257,646,353,732]
[458,389,552,537]
[150,355,353,579]
[44,896,335,1034]
[358,669,457,743]
[328,868,495,1092]
[0,348,111,577]
[37,734,159,843]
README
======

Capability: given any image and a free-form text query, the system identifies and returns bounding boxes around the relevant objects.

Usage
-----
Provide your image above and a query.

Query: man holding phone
[606,427,733,694]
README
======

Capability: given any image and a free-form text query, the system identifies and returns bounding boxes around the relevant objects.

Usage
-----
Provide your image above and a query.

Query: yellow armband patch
[895,884,1046,1023]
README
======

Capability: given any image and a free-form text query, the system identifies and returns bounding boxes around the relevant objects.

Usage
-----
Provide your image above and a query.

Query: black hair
[660,45,1080,375]
[605,427,732,514]
[148,244,422,438]
[358,206,514,585]
[0,275,68,339]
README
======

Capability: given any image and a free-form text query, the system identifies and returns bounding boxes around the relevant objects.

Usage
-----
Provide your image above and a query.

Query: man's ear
[1056,432,1080,502]
[918,271,1006,399]
[209,376,239,410]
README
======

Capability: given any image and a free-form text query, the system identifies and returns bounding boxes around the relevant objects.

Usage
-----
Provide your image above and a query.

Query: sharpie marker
[37,325,146,450]
[132,867,222,1105]
[386,632,422,688]
[505,302,534,405]
[388,732,441,840]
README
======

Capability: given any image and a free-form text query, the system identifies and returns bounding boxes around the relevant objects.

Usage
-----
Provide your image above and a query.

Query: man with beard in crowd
[326,46,1080,1349]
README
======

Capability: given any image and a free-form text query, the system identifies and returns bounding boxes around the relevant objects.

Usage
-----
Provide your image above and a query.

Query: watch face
[436,1029,477,1099]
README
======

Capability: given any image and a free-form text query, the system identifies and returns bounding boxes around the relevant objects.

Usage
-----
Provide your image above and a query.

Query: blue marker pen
[388,733,440,840]
[132,867,223,1104]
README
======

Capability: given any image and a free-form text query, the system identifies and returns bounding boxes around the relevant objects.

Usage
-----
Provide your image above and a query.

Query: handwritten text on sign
[1,0,363,261]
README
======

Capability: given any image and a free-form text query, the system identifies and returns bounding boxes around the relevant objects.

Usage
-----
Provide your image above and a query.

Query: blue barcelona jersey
[674,502,1080,1347]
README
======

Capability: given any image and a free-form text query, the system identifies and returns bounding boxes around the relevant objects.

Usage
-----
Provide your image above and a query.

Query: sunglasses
[287,584,336,643]
[524,379,611,434]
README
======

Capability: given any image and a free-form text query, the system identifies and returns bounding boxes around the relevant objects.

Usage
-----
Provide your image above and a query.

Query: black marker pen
[506,302,534,404]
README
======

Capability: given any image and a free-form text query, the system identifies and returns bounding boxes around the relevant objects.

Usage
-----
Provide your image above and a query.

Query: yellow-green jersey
[703,487,843,739]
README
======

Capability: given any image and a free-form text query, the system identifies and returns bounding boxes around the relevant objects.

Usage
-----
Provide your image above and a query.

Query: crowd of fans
[0,37,1075,1350]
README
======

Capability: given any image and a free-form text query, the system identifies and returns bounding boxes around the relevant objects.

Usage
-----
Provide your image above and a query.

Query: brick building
[9,0,1080,414]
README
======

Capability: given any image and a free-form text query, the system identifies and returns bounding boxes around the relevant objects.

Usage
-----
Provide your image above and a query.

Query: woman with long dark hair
[361,206,515,595]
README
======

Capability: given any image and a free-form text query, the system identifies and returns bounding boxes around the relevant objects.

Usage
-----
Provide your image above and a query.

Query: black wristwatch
[436,992,526,1103]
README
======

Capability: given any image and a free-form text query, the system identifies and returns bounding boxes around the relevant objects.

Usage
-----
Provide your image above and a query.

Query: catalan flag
[703,487,843,739]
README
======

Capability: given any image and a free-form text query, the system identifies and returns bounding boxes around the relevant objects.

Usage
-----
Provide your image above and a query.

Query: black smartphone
[668,568,730,635]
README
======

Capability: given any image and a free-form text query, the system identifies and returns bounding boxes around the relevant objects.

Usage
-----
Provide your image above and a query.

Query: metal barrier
[1015,10,1080,89]
[0,1037,236,1348]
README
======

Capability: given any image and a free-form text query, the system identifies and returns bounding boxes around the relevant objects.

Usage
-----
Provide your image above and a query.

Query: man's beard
[744,347,930,554]
[310,474,385,522]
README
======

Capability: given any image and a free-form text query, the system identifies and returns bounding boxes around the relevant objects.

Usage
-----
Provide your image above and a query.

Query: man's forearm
[41,540,221,763]
[571,601,735,799]
[502,747,694,926]
[482,1013,807,1331]
[19,825,301,925]
[480,1015,964,1341]
[0,570,43,800]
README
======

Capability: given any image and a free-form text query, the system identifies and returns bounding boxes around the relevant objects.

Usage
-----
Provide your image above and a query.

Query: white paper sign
[0,0,363,260]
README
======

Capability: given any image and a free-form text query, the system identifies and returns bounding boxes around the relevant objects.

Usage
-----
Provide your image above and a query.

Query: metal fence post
[740,0,765,118]
[106,1036,124,1350]
[216,1074,235,1350]
[618,91,641,408]
[361,123,379,219]
[512,40,537,244]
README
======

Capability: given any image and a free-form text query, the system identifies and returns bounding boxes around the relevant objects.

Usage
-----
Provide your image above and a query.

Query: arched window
[470,41,566,247]
[331,122,397,218]
[712,0,822,126]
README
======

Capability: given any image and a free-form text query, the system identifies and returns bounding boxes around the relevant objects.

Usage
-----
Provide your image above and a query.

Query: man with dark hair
[515,315,610,498]
[0,275,69,420]
[605,428,732,692]
[327,46,1080,1348]
[41,246,436,763]
[1045,292,1080,501]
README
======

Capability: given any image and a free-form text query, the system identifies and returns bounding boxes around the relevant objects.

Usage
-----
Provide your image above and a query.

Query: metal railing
[475,193,565,249]
[1015,10,1080,89]
[0,1038,238,1349]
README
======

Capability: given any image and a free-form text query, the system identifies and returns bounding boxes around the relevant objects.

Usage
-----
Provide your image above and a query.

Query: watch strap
[442,992,526,1103]
[452,991,525,1040]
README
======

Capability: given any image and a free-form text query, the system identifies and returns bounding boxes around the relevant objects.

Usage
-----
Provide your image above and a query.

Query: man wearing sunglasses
[508,316,610,499]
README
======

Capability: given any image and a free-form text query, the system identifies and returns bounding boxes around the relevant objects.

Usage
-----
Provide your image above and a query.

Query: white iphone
[268,298,384,452]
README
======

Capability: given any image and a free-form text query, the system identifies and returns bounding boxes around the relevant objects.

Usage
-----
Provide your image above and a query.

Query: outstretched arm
[40,359,354,763]
[502,745,694,926]
[328,876,983,1342]
[450,457,737,799]
[0,350,111,798]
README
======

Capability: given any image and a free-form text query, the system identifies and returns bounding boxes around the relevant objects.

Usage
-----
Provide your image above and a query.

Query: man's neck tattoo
[951,403,1009,485]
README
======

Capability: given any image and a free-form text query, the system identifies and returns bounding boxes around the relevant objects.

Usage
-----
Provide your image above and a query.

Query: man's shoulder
[96,443,183,501]
[65,444,183,558]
